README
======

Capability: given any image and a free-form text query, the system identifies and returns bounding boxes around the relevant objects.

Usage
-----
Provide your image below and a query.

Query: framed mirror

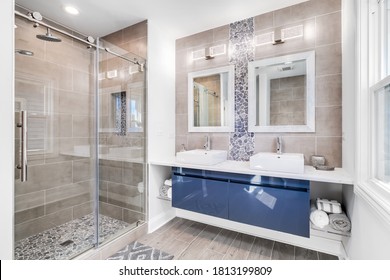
[188,65,235,132]
[248,51,315,133]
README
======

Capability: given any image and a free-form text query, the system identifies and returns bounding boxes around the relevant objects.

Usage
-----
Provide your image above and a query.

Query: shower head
[15,49,34,56]
[36,28,62,42]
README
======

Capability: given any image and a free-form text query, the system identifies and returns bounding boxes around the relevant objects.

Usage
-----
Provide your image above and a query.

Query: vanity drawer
[228,182,310,237]
[172,174,229,219]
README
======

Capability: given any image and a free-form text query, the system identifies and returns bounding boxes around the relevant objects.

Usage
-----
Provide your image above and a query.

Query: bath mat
[107,241,174,260]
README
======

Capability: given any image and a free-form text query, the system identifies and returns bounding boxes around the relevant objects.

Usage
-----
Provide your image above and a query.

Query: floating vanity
[149,158,353,258]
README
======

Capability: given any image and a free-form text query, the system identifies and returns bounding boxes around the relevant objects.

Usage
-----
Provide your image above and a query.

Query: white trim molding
[355,0,390,225]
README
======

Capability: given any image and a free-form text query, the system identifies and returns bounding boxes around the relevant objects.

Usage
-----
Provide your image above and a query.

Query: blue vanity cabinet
[172,170,229,219]
[172,167,310,237]
[228,179,310,237]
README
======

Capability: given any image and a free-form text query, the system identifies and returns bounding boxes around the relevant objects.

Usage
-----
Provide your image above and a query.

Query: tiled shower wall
[176,0,342,167]
[98,21,147,224]
[14,16,96,241]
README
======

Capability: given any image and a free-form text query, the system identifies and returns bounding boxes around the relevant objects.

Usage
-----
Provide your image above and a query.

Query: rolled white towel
[167,187,172,199]
[310,210,329,228]
[329,213,351,232]
[316,198,342,214]
[164,179,172,187]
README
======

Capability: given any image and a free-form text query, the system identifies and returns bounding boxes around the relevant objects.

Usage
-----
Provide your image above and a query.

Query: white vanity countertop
[150,158,354,185]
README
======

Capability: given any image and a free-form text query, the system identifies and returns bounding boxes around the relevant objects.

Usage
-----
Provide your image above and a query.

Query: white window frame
[356,0,390,224]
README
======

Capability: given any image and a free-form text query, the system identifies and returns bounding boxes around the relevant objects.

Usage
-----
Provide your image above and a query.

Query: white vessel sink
[176,149,227,165]
[249,152,304,174]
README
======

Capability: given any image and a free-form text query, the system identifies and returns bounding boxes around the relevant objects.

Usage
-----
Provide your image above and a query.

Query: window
[356,0,390,223]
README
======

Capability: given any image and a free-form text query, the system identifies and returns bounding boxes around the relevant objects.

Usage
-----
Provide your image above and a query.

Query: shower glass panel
[97,39,146,246]
[14,15,98,260]
[14,9,147,259]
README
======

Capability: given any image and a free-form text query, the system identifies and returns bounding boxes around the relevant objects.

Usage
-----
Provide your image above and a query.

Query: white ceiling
[15,0,308,39]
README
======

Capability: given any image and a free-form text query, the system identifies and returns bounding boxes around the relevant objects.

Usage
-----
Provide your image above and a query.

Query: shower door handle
[16,110,28,182]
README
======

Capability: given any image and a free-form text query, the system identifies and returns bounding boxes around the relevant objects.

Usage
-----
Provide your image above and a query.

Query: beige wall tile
[254,136,278,153]
[122,162,144,186]
[274,7,292,27]
[213,25,229,42]
[176,92,188,115]
[316,74,342,107]
[73,159,95,183]
[316,106,342,136]
[176,30,214,50]
[73,115,93,138]
[73,201,94,219]
[15,161,73,195]
[176,113,188,136]
[176,135,188,153]
[316,43,342,76]
[15,205,45,225]
[316,137,342,167]
[187,133,209,150]
[316,12,341,46]
[209,134,230,151]
[283,136,316,164]
[122,21,147,44]
[15,191,45,212]
[123,209,145,224]
[99,202,123,221]
[254,12,274,30]
[102,30,123,46]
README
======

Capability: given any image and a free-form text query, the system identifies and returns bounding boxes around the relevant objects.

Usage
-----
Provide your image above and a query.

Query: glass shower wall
[14,15,98,259]
[97,39,147,245]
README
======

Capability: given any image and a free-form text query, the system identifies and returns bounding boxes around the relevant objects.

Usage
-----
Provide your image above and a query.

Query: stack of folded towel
[159,178,172,199]
[310,198,351,232]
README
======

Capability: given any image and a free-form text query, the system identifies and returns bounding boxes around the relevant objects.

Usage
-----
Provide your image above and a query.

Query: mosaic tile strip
[229,18,255,161]
[14,214,136,260]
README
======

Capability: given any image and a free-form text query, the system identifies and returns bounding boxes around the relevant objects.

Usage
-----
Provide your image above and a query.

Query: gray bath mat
[107,241,174,260]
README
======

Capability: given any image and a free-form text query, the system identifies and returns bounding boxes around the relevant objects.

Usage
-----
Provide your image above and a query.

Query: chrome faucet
[204,135,211,151]
[276,136,282,154]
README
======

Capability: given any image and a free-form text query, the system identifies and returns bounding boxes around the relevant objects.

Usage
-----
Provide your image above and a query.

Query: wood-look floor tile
[318,252,339,260]
[153,217,182,235]
[208,228,239,255]
[160,238,190,259]
[199,249,224,260]
[271,242,295,260]
[176,221,208,243]
[295,247,319,260]
[247,237,274,260]
[178,225,221,260]
[223,233,255,260]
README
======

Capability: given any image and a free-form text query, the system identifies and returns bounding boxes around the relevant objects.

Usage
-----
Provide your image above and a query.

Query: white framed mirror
[248,51,315,133]
[188,65,235,132]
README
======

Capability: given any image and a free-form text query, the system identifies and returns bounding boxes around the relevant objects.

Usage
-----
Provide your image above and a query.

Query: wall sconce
[192,44,226,61]
[254,25,304,46]
[281,25,304,41]
[255,32,275,46]
[106,69,117,79]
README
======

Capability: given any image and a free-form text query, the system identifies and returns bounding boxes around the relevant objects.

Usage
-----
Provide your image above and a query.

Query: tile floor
[15,214,130,260]
[137,218,338,260]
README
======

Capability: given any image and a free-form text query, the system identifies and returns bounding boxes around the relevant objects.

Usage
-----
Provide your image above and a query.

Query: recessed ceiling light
[64,6,79,15]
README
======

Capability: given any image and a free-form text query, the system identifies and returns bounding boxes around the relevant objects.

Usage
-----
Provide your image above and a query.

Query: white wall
[342,0,356,175]
[147,20,176,162]
[0,0,14,260]
[343,187,390,259]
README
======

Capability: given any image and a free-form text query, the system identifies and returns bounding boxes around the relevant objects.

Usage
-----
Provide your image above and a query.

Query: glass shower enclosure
[14,8,146,260]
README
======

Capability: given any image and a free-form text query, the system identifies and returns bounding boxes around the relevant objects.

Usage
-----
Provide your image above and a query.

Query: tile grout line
[270,241,276,260]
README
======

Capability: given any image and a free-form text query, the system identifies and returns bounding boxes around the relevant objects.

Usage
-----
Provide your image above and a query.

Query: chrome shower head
[15,49,34,56]
[36,28,62,42]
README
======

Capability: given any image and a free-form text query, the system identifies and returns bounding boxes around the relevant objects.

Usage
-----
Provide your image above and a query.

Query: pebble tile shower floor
[14,214,130,260]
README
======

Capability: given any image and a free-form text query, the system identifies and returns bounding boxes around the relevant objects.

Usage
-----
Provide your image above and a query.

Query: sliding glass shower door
[14,15,98,259]
[14,10,147,260]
